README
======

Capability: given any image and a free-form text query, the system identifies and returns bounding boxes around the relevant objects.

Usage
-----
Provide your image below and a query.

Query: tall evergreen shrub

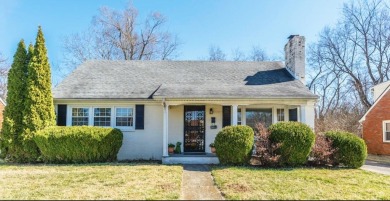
[0,40,29,160]
[22,26,56,162]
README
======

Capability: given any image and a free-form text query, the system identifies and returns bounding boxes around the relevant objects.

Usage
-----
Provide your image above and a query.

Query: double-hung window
[277,108,285,122]
[116,108,134,127]
[94,108,111,126]
[71,108,89,126]
[237,108,242,125]
[384,121,390,142]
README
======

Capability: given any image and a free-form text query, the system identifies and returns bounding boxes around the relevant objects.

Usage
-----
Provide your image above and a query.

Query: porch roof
[53,60,317,100]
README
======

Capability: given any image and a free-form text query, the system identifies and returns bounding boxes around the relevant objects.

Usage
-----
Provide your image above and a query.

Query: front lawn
[0,163,182,200]
[212,166,390,200]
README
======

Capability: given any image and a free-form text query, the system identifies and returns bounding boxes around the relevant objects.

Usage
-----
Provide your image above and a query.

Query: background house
[360,80,390,155]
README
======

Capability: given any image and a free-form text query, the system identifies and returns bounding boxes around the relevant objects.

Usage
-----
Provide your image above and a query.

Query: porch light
[209,108,214,114]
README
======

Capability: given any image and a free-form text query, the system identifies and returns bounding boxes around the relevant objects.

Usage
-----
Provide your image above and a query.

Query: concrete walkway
[181,165,224,200]
[361,160,390,175]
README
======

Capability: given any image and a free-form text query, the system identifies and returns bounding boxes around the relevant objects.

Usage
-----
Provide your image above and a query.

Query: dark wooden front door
[184,106,206,152]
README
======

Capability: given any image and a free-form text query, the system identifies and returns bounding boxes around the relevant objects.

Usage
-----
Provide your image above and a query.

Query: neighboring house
[0,98,5,129]
[53,35,317,164]
[360,80,390,155]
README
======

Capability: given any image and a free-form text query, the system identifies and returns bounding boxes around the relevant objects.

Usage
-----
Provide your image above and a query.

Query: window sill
[115,127,135,132]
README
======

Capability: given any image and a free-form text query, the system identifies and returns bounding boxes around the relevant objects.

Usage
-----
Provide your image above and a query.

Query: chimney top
[284,35,306,84]
[287,35,299,40]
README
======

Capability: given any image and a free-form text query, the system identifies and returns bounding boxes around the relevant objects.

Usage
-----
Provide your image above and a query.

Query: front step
[162,154,220,164]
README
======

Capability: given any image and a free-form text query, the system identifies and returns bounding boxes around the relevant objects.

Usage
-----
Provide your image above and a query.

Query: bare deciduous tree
[209,46,269,61]
[309,0,390,111]
[208,45,226,61]
[232,48,246,61]
[249,46,268,61]
[0,53,9,100]
[62,4,180,74]
[307,0,390,134]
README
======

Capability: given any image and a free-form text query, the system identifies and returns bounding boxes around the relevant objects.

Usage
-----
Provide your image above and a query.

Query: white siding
[118,105,163,160]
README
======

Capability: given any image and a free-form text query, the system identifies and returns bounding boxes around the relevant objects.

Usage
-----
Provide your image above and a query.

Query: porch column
[232,104,238,126]
[300,105,306,124]
[241,106,246,125]
[300,102,315,129]
[162,103,169,157]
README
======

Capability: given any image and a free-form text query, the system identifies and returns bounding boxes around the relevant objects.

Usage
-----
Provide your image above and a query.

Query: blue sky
[0,0,347,82]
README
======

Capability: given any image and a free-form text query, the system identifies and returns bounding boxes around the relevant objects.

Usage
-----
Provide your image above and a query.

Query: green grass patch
[0,163,182,200]
[212,166,390,200]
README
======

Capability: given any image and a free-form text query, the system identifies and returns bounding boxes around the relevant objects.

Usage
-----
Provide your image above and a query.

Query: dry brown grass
[0,163,182,200]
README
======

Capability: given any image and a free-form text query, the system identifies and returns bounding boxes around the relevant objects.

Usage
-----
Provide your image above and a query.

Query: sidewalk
[361,160,390,175]
[181,165,224,200]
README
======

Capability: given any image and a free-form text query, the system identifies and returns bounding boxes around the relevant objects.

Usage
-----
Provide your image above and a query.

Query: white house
[53,35,317,164]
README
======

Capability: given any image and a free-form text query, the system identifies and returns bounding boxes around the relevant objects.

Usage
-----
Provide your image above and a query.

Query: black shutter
[222,106,231,128]
[289,108,298,122]
[135,105,144,130]
[57,105,67,126]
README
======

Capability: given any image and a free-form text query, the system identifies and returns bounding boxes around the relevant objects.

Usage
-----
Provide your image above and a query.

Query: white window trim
[67,105,135,132]
[70,107,90,126]
[114,107,135,132]
[383,120,390,143]
[276,108,285,122]
[92,107,112,127]
[237,108,242,125]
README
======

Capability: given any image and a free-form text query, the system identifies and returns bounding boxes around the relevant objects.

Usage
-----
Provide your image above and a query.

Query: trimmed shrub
[214,125,254,165]
[325,131,367,168]
[34,126,123,163]
[269,122,315,166]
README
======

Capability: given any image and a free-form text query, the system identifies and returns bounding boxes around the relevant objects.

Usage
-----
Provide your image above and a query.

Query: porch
[161,99,315,164]
[162,153,220,164]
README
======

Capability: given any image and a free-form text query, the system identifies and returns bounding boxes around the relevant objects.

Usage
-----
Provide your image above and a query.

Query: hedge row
[215,122,367,168]
[34,126,123,163]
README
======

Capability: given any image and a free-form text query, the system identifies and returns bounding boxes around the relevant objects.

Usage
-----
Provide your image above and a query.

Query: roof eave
[152,96,319,100]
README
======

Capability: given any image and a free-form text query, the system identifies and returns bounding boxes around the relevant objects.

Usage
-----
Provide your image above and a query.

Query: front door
[184,105,206,152]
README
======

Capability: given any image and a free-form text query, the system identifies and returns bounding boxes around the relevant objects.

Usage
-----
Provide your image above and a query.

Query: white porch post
[284,106,289,122]
[162,102,169,157]
[302,102,315,129]
[300,105,306,124]
[232,104,238,126]
[242,106,246,125]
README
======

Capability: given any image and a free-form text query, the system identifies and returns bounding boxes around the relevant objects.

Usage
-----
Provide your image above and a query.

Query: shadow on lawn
[0,159,173,167]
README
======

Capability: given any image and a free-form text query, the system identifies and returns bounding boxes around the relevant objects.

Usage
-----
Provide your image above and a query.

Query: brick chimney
[284,35,305,84]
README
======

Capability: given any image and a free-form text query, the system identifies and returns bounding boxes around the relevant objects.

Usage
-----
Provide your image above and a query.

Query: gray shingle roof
[53,60,317,100]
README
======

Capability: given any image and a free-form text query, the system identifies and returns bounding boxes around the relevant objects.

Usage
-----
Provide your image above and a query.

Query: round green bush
[269,122,315,166]
[214,125,254,165]
[34,126,123,163]
[325,131,367,168]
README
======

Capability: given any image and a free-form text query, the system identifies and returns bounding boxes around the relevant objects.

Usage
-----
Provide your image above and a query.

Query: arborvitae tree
[0,40,28,160]
[27,43,34,67]
[22,26,56,162]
